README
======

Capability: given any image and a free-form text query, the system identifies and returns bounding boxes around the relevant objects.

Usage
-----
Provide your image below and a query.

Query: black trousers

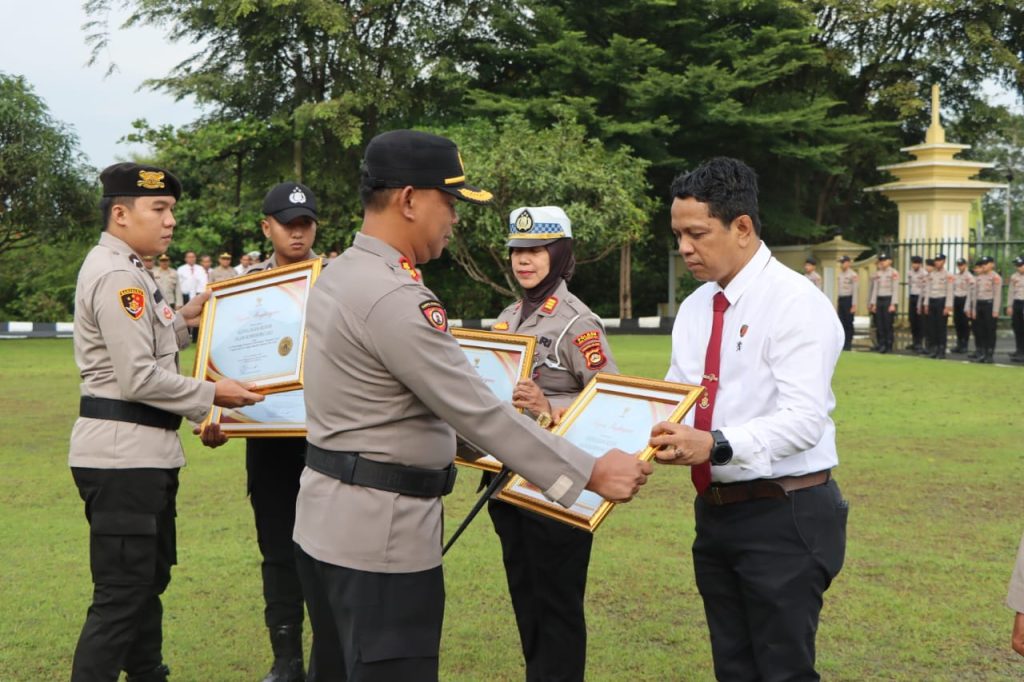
[693,479,848,682]
[926,297,948,352]
[974,300,995,352]
[182,293,198,342]
[873,296,894,350]
[836,296,854,350]
[908,294,922,346]
[488,500,593,682]
[70,468,179,682]
[952,295,969,348]
[246,438,306,629]
[295,546,444,681]
[1014,300,1024,353]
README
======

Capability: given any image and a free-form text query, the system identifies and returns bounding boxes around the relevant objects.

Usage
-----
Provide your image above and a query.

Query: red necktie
[692,291,730,493]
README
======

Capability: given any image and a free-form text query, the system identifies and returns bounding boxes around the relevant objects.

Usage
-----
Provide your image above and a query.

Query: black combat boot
[126,664,170,682]
[263,624,305,682]
[985,347,996,364]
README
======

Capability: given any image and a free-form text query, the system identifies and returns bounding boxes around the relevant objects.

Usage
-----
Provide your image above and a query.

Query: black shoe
[1013,356,1024,364]
[879,346,889,354]
[263,625,305,682]
[127,665,170,682]
[951,346,965,354]
[905,343,916,350]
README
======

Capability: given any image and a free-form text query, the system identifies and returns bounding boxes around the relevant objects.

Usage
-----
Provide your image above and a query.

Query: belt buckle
[711,486,723,506]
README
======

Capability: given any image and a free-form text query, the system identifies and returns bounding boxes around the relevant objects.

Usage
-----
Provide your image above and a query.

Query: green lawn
[1,338,1022,680]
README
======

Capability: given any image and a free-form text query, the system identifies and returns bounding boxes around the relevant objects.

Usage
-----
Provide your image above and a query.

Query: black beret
[100,162,181,200]
[925,258,934,266]
[910,255,923,263]
[805,257,817,265]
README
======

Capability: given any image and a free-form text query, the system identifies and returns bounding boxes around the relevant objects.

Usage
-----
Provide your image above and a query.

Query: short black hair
[358,180,399,212]
[669,157,761,236]
[100,196,137,231]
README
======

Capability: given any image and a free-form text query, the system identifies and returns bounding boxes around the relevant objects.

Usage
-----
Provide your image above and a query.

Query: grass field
[1,337,1022,681]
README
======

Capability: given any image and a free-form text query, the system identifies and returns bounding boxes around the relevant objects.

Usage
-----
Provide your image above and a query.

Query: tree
[437,115,655,316]
[0,73,95,259]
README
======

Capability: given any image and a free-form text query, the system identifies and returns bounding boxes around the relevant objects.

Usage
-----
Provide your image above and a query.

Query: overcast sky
[2,1,1021,174]
[0,0,204,170]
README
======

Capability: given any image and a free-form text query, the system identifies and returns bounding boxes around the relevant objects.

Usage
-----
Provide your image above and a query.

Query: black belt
[702,470,831,506]
[305,442,457,498]
[79,396,183,431]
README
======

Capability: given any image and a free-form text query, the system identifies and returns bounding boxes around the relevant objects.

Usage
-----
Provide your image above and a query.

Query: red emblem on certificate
[119,287,145,320]
[419,300,448,332]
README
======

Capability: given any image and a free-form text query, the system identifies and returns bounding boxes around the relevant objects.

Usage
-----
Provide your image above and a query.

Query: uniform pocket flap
[91,511,157,536]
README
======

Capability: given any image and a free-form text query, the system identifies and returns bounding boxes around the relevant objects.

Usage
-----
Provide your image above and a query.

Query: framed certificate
[451,327,537,473]
[193,259,322,395]
[204,389,306,438]
[497,373,704,532]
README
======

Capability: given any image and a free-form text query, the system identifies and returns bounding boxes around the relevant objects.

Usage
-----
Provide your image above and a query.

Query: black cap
[925,258,934,266]
[262,182,318,223]
[910,255,923,263]
[956,257,966,265]
[100,162,181,200]
[976,255,994,266]
[805,257,817,265]
[361,130,493,205]
[1015,255,1024,267]
[934,253,946,261]
[877,253,891,261]
[838,255,851,263]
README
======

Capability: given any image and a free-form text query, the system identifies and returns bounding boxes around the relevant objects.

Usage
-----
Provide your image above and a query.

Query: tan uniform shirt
[869,267,899,305]
[908,267,928,296]
[922,268,954,309]
[836,269,858,307]
[953,270,974,299]
[244,250,320,276]
[294,233,595,573]
[805,270,823,290]
[1008,532,1024,613]
[208,265,237,284]
[1012,272,1024,303]
[152,267,183,308]
[493,280,618,409]
[970,272,1003,315]
[69,232,216,469]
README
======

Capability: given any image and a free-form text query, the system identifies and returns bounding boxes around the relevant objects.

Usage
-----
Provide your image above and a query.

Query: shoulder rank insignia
[420,300,448,332]
[541,296,559,314]
[399,256,421,281]
[493,321,509,331]
[573,329,607,370]
[129,254,143,269]
[119,288,146,320]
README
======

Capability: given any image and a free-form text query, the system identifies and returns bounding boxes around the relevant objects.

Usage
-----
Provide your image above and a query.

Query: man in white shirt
[649,157,848,681]
[176,251,208,341]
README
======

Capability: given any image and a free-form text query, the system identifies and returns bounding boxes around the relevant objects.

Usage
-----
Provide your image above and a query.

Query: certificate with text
[497,373,704,532]
[451,327,537,473]
[204,389,306,438]
[193,259,321,395]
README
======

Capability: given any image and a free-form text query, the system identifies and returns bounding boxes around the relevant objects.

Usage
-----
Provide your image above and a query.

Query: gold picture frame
[497,373,704,532]
[451,327,537,473]
[203,389,306,439]
[193,258,322,395]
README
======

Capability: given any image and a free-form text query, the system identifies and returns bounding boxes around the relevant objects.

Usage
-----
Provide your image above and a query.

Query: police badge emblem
[119,288,146,320]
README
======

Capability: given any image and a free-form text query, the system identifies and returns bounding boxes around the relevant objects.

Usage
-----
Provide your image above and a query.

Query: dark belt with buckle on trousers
[79,396,183,431]
[701,469,831,506]
[305,442,457,498]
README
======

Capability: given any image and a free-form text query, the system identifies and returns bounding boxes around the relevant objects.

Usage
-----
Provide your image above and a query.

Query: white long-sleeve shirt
[176,262,208,297]
[666,242,843,483]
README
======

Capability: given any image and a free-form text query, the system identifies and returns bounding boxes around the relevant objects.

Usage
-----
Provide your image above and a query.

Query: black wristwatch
[709,430,733,466]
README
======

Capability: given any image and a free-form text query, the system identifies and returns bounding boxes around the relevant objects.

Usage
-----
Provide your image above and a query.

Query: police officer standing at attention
[922,253,954,358]
[487,205,617,682]
[969,256,1001,364]
[152,255,183,310]
[201,182,322,681]
[70,163,264,682]
[1009,255,1024,362]
[951,257,975,353]
[209,252,238,283]
[869,253,898,354]
[906,255,926,351]
[803,257,823,290]
[292,130,650,681]
[836,255,858,351]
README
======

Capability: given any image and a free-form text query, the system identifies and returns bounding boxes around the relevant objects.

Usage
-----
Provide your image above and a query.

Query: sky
[0,0,204,170]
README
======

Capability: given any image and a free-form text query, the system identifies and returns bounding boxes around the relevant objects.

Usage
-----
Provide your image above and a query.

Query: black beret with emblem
[100,162,181,200]
[361,130,493,205]
[263,182,318,223]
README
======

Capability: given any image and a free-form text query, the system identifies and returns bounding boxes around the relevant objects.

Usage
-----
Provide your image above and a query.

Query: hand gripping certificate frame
[497,373,704,532]
[193,258,321,432]
[451,327,537,473]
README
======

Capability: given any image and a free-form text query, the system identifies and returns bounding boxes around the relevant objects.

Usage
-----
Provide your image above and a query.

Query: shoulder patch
[419,300,448,332]
[541,296,558,314]
[399,256,421,281]
[573,330,601,347]
[493,321,509,331]
[119,288,146,320]
[573,329,607,370]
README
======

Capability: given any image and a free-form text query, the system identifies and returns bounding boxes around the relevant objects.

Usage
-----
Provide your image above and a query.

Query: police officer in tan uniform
[869,253,898,353]
[151,255,183,309]
[1009,255,1024,362]
[292,130,650,681]
[209,252,237,283]
[951,257,975,353]
[836,255,858,351]
[921,253,953,358]
[486,206,616,681]
[969,256,1001,363]
[906,255,927,351]
[803,257,823,290]
[69,163,263,682]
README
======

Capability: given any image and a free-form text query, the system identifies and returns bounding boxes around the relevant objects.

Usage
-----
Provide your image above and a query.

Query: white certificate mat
[207,389,307,438]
